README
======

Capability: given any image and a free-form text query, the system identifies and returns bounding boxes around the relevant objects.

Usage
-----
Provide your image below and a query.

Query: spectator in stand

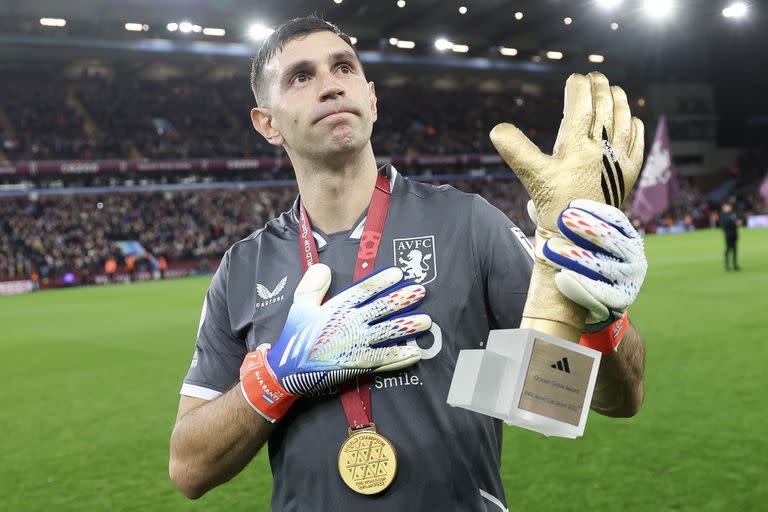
[104,256,117,283]
[158,255,168,279]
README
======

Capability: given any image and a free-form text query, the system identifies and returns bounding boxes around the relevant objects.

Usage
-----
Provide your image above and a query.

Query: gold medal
[337,423,397,494]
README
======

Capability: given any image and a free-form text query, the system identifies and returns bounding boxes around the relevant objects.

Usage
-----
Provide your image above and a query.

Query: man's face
[252,31,377,161]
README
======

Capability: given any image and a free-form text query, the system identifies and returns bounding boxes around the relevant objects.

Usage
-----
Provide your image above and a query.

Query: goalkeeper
[169,15,647,511]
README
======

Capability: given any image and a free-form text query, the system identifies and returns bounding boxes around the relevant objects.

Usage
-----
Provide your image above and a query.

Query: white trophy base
[447,328,602,439]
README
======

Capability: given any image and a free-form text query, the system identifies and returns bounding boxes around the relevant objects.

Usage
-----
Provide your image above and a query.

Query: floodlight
[249,24,275,40]
[435,38,453,51]
[597,0,623,8]
[203,28,226,36]
[40,18,66,27]
[722,2,748,19]
[643,0,675,20]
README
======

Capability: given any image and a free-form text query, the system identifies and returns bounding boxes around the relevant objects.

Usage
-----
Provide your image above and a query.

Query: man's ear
[251,107,285,146]
[368,81,378,124]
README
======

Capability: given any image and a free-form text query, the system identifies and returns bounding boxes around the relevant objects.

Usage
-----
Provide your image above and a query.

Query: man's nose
[317,70,345,101]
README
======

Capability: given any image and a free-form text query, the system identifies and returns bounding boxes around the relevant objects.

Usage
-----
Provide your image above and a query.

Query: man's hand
[530,199,647,325]
[490,72,644,232]
[240,264,431,422]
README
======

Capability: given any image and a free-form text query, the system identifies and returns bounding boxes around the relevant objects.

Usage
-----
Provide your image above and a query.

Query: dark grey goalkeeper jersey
[181,166,533,511]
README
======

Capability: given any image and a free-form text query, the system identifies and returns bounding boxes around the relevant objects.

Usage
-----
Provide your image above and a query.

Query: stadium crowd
[0,178,535,282]
[0,75,559,163]
[2,75,765,285]
[0,73,562,283]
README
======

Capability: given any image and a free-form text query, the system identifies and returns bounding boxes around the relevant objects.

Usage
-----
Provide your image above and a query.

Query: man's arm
[169,389,275,500]
[169,263,430,500]
[590,322,645,417]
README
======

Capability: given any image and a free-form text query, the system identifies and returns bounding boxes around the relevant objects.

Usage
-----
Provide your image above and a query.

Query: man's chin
[324,125,366,152]
[314,137,368,163]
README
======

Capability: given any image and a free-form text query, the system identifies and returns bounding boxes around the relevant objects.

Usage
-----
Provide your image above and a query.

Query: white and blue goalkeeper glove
[240,264,431,421]
[530,199,647,327]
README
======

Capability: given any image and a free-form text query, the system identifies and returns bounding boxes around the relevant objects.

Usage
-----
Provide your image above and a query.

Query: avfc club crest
[393,235,437,285]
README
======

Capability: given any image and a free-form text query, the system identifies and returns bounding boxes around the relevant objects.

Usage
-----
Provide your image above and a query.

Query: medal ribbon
[298,171,391,430]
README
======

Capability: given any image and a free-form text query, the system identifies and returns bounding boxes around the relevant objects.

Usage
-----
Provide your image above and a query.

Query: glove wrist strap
[579,311,629,355]
[240,345,297,422]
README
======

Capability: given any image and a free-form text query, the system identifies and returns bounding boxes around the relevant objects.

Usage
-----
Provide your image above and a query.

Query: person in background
[158,255,168,279]
[104,256,117,283]
[721,202,741,271]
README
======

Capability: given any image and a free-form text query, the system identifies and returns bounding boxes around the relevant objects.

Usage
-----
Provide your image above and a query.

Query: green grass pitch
[1,228,766,511]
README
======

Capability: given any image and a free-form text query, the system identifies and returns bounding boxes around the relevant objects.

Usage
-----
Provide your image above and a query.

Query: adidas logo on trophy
[550,357,571,373]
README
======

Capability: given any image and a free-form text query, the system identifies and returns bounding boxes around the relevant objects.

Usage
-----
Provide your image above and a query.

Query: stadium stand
[0,74,764,286]
[0,179,535,284]
[0,76,558,162]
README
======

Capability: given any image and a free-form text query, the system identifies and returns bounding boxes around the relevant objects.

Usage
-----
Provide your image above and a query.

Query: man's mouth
[314,107,358,124]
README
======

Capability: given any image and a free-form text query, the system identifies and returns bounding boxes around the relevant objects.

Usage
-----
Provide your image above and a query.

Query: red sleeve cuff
[579,311,629,355]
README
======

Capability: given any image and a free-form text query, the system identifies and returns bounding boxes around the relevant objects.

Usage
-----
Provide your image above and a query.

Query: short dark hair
[250,15,360,106]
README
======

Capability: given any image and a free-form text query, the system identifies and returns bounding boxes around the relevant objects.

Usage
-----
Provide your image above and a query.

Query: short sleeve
[180,250,248,400]
[471,195,534,329]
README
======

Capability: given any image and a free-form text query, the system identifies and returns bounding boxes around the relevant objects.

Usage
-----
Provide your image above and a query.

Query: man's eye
[292,73,308,85]
[338,64,352,74]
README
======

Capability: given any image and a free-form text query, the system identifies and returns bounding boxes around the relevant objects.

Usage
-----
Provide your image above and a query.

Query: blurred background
[0,1,766,510]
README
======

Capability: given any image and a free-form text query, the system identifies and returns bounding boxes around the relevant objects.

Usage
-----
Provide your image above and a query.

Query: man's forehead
[265,31,357,74]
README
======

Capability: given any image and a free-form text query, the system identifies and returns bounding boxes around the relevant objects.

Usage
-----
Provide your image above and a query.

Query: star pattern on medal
[343,434,391,481]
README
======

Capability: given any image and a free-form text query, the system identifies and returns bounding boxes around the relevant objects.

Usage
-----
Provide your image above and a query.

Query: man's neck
[293,144,380,234]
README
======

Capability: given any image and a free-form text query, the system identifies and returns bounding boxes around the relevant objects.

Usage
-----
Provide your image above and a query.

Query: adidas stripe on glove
[240,264,432,422]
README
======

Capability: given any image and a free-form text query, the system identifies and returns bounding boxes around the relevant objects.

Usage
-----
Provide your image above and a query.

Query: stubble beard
[316,120,371,164]
[329,123,355,148]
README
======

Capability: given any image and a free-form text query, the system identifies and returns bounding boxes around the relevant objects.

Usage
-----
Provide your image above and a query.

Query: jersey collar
[290,164,399,247]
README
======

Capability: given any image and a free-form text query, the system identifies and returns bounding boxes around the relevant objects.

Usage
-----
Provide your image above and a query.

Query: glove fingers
[542,237,614,284]
[489,122,549,177]
[554,271,610,323]
[335,344,422,370]
[368,312,432,347]
[544,237,640,283]
[526,199,538,225]
[611,85,632,157]
[558,201,641,260]
[589,72,614,142]
[370,345,422,373]
[560,268,635,312]
[292,263,331,306]
[567,199,639,238]
[326,266,404,309]
[629,117,645,170]
[553,73,592,156]
[356,283,426,324]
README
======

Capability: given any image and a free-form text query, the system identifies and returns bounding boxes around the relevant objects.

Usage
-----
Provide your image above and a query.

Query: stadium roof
[1,0,765,72]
